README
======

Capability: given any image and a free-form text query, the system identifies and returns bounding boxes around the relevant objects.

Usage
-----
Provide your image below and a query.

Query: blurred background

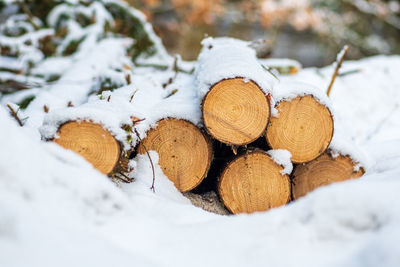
[126,0,400,66]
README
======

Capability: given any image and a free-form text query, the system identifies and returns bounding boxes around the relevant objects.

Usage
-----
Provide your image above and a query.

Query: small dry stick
[19,2,39,30]
[327,45,349,97]
[165,89,178,99]
[134,128,156,192]
[7,104,23,126]
[129,89,138,103]
[230,145,238,155]
[261,64,279,81]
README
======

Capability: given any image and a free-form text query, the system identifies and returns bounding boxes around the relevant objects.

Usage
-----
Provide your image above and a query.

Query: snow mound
[2,104,400,266]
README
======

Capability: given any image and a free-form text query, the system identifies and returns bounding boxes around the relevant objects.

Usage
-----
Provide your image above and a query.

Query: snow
[259,57,302,70]
[40,70,201,149]
[282,55,400,169]
[271,80,333,113]
[195,37,276,100]
[336,45,349,62]
[1,0,173,141]
[329,129,371,172]
[0,28,54,69]
[1,1,400,265]
[267,149,293,175]
[2,102,400,266]
[25,37,134,138]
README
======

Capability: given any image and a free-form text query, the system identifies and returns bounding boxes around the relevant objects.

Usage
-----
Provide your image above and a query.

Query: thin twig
[133,62,194,74]
[114,172,133,183]
[363,103,399,142]
[327,45,349,97]
[129,89,138,103]
[338,69,361,77]
[18,2,40,30]
[7,104,23,126]
[164,89,178,99]
[134,128,156,192]
[261,64,280,81]
[172,55,179,77]
[162,55,180,89]
[230,145,238,155]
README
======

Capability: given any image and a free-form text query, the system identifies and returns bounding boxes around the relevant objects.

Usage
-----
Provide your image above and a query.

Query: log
[137,118,212,192]
[184,192,229,215]
[196,38,275,146]
[54,121,130,179]
[266,95,334,163]
[292,152,365,199]
[219,150,291,214]
[202,77,270,145]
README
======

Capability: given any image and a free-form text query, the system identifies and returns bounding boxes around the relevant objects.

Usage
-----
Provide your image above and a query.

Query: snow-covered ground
[1,2,400,264]
[1,53,400,266]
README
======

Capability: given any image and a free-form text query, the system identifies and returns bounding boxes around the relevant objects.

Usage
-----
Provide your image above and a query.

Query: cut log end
[219,151,290,214]
[137,118,212,193]
[266,95,333,163]
[202,78,270,146]
[292,152,365,199]
[54,121,121,175]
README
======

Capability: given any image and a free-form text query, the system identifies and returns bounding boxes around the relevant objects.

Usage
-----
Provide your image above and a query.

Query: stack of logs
[53,40,365,214]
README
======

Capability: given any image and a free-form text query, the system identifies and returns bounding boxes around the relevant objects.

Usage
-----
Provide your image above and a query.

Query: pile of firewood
[51,38,364,214]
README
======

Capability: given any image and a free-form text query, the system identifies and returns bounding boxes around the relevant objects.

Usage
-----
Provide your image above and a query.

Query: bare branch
[7,104,23,126]
[327,45,349,97]
[134,128,156,192]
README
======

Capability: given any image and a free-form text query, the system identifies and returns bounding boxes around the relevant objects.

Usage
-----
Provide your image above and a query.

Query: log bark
[218,150,290,214]
[137,118,213,192]
[202,78,270,145]
[184,192,229,215]
[54,121,131,181]
[266,95,334,163]
[292,152,365,199]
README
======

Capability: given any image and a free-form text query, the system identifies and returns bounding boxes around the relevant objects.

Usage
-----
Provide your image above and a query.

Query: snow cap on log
[266,149,293,175]
[272,80,333,115]
[266,81,334,163]
[195,37,276,100]
[196,37,275,145]
[329,127,370,172]
[40,73,202,149]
